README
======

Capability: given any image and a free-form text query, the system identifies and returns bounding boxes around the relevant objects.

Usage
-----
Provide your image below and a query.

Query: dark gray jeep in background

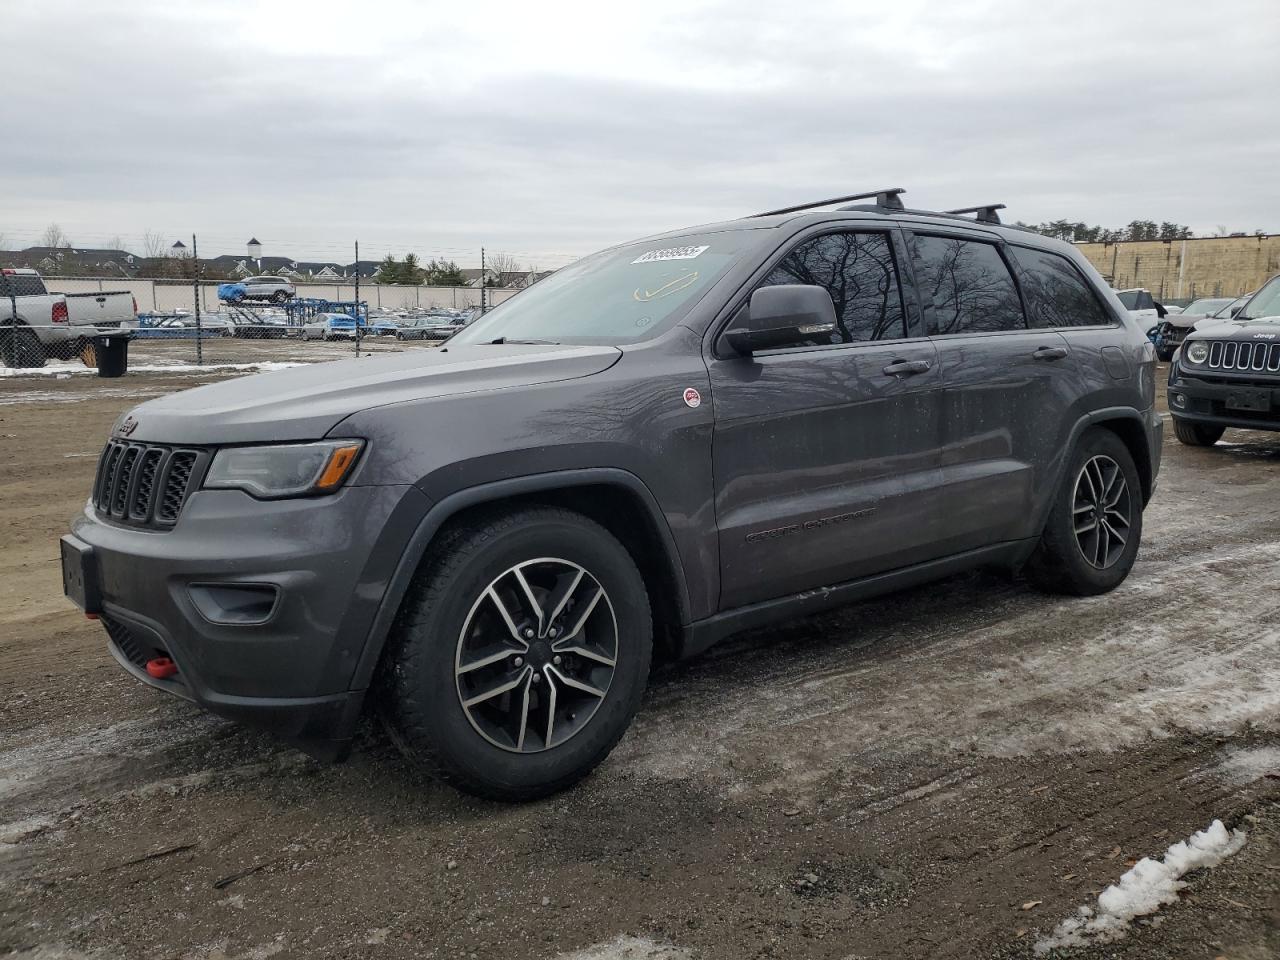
[1168,273,1280,445]
[61,189,1162,800]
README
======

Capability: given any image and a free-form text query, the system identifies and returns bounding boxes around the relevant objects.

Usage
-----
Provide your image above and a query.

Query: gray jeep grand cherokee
[61,189,1161,800]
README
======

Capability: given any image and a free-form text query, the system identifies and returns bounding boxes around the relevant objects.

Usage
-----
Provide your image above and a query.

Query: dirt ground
[1,358,1278,960]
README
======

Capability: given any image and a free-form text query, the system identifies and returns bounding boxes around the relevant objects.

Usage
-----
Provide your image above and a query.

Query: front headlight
[1185,340,1209,364]
[204,440,364,499]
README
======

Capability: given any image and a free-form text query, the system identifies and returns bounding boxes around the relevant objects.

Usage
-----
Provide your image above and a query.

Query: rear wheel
[1172,418,1225,447]
[0,325,47,369]
[1025,428,1142,596]
[383,506,652,801]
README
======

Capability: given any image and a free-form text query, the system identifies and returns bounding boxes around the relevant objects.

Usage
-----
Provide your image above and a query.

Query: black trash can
[92,332,131,378]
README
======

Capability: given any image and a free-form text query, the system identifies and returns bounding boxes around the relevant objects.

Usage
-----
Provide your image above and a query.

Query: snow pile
[1035,819,1247,954]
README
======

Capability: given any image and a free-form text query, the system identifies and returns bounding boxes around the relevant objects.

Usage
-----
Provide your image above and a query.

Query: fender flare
[1032,405,1153,535]
[347,467,691,691]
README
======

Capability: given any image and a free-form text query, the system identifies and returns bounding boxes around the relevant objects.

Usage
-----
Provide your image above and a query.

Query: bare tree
[105,234,124,252]
[0,232,8,251]
[487,251,524,288]
[41,223,71,249]
[141,230,166,259]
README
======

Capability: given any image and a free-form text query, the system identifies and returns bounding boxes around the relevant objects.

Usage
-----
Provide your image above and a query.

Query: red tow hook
[146,657,179,680]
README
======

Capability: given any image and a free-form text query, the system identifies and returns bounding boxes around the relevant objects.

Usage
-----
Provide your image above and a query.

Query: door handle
[882,359,932,377]
[1033,345,1069,361]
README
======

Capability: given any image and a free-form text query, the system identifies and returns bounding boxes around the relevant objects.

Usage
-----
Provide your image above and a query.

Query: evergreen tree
[375,254,399,284]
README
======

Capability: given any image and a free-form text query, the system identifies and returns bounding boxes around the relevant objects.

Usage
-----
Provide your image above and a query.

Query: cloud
[2,0,1277,264]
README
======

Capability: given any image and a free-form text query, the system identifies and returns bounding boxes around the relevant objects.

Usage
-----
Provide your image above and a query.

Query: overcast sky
[4,0,1278,267]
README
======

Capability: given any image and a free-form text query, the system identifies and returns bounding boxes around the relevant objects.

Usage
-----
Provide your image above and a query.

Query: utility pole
[353,239,361,356]
[192,233,202,366]
[480,246,486,314]
[5,274,18,368]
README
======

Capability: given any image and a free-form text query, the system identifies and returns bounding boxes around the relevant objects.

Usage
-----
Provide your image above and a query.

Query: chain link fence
[3,237,527,374]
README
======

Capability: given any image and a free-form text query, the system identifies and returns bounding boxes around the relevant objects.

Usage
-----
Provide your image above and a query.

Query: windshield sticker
[634,271,699,302]
[632,245,709,264]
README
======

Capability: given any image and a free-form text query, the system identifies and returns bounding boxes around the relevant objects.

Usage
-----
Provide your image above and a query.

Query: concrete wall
[1076,235,1280,302]
[43,277,520,314]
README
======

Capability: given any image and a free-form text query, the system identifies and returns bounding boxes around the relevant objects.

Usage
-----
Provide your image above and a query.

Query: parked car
[61,189,1161,800]
[1116,288,1167,327]
[394,316,458,340]
[1168,273,1280,445]
[370,318,400,336]
[1201,294,1253,324]
[1150,296,1235,361]
[1162,304,1185,315]
[220,277,295,304]
[1,268,136,367]
[301,312,366,340]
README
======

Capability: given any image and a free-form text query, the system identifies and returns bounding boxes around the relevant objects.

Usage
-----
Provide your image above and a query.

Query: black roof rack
[752,187,905,218]
[944,203,1006,225]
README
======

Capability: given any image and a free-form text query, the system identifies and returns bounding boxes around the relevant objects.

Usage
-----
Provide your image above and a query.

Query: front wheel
[1172,418,1225,447]
[1024,428,1143,596]
[383,506,653,801]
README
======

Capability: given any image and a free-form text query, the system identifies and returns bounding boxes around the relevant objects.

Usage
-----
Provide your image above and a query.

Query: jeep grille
[1205,340,1280,373]
[93,440,205,528]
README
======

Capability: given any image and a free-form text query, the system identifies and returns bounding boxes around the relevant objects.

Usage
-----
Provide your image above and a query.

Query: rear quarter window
[1013,247,1115,328]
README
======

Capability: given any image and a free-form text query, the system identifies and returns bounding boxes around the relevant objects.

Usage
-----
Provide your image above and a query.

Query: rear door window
[1,273,49,297]
[908,234,1026,335]
[1012,247,1114,328]
[757,230,907,345]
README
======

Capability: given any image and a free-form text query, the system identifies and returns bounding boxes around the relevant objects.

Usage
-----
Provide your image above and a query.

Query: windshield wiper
[488,337,560,345]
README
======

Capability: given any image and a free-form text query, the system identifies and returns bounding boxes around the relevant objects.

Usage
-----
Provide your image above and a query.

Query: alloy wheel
[455,558,618,753]
[1072,454,1131,569]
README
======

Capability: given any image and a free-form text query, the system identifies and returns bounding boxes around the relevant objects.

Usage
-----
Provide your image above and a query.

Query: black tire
[1024,428,1143,596]
[1172,418,1225,447]
[272,291,290,304]
[383,506,653,801]
[0,326,47,369]
[1156,346,1175,362]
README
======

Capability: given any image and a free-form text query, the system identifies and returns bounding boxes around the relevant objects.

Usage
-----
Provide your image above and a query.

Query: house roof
[171,240,187,249]
[247,237,261,245]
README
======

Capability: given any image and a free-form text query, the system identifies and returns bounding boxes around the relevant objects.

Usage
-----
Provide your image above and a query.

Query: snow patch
[0,360,309,378]
[552,936,691,960]
[1034,819,1247,953]
[0,814,56,844]
[1211,745,1280,786]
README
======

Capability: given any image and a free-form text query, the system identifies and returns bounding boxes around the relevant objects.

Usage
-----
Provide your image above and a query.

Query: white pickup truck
[1,268,137,367]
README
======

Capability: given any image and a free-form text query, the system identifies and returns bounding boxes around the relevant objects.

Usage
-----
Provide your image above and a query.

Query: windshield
[1239,276,1280,320]
[450,231,756,345]
[1184,298,1231,315]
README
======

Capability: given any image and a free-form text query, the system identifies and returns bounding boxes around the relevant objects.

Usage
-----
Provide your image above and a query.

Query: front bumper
[63,482,426,757]
[1167,372,1280,432]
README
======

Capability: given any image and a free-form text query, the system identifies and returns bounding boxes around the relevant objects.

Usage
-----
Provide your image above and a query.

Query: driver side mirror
[724,284,838,356]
